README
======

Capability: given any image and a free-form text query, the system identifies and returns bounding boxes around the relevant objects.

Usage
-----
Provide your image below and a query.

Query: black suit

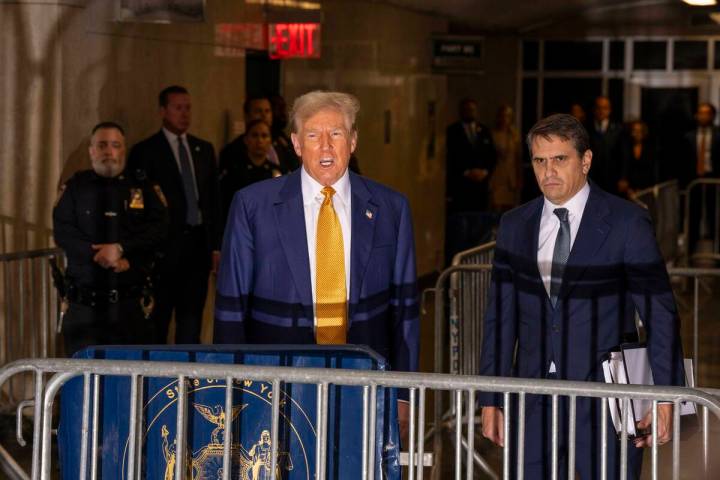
[587,121,624,194]
[681,128,720,186]
[445,121,497,213]
[445,121,497,263]
[128,130,220,343]
[682,128,720,251]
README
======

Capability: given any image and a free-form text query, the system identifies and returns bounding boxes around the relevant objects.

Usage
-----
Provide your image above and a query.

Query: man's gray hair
[290,91,360,133]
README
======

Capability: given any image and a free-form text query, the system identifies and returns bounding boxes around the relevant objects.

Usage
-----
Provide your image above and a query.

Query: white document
[601,345,696,436]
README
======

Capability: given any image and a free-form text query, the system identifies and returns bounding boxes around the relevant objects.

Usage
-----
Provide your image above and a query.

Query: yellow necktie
[315,186,347,344]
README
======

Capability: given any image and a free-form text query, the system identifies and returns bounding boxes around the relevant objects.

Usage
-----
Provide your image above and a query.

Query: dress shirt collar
[542,181,590,222]
[301,166,351,208]
[595,119,609,133]
[162,127,188,144]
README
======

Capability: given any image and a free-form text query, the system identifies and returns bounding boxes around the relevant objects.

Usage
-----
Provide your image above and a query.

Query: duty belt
[67,285,144,307]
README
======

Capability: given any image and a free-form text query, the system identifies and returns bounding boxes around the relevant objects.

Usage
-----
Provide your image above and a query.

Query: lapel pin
[195,146,200,152]
[365,210,373,219]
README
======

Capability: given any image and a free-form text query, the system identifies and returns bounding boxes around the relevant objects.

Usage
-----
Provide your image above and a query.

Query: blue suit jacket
[214,169,420,373]
[479,183,685,406]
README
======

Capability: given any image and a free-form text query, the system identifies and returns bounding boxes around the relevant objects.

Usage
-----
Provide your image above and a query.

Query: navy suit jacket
[128,131,221,252]
[214,169,420,373]
[479,183,685,406]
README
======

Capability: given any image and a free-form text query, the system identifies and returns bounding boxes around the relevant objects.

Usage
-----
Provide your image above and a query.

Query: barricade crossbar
[1,358,720,480]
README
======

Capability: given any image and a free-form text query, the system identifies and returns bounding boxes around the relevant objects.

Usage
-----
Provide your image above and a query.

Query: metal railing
[0,216,54,256]
[631,180,680,263]
[0,248,64,410]
[1,358,719,480]
[683,178,720,267]
[426,240,720,479]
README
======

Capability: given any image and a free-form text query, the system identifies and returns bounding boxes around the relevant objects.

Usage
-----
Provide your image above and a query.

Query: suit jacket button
[553,325,560,333]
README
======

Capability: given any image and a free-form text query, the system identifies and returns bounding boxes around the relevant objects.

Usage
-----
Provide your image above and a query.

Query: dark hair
[244,119,271,134]
[91,121,125,136]
[158,85,189,107]
[526,113,590,156]
[699,102,717,118]
[243,95,271,115]
[459,97,477,108]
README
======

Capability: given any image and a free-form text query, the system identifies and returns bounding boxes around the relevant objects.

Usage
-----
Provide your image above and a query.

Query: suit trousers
[508,386,644,480]
[154,226,210,344]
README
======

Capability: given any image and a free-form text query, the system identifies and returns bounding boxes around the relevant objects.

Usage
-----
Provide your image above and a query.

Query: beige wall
[283,0,449,274]
[445,35,520,129]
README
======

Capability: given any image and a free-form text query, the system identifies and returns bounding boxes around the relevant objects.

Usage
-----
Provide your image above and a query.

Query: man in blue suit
[214,91,419,436]
[479,114,685,479]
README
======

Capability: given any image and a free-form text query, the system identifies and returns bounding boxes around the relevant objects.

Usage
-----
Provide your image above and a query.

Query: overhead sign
[432,35,484,72]
[268,23,321,59]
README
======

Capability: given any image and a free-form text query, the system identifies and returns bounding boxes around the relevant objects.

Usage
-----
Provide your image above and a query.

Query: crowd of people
[445,95,719,260]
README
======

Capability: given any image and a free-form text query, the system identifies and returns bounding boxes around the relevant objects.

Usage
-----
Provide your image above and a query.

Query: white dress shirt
[537,182,590,373]
[696,127,713,174]
[301,167,352,318]
[537,182,590,297]
[162,128,201,216]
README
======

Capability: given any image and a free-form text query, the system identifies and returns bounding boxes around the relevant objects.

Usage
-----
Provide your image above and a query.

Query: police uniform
[219,156,282,224]
[53,168,168,355]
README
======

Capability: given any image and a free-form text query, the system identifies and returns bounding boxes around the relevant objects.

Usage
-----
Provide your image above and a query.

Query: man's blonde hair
[289,91,360,133]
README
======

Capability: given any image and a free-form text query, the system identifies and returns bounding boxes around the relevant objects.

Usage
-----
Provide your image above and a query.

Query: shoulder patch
[153,184,168,207]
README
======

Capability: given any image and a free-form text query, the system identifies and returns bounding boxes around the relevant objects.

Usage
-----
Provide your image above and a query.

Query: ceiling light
[683,0,717,6]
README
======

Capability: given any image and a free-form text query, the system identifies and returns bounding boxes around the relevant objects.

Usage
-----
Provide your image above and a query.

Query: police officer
[53,122,168,355]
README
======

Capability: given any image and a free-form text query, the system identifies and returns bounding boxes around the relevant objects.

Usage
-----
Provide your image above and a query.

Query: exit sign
[269,23,321,60]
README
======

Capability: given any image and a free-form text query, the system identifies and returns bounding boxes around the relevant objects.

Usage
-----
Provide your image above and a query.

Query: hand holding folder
[601,343,696,443]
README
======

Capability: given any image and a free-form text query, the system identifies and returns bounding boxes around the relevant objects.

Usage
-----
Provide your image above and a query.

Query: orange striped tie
[315,186,347,344]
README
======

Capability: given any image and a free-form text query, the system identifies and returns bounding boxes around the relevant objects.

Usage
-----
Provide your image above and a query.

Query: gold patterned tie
[315,186,347,344]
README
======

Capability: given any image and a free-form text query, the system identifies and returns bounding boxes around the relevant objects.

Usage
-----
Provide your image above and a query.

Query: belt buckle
[108,289,119,303]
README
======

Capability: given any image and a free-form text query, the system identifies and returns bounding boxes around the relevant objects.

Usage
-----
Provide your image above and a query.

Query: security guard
[53,122,168,355]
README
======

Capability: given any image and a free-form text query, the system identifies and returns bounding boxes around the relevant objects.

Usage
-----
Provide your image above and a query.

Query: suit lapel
[348,173,378,318]
[187,135,203,189]
[560,186,611,300]
[273,170,313,307]
[523,198,543,284]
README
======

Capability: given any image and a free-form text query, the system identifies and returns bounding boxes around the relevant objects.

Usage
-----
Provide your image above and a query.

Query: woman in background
[490,105,522,211]
[617,120,659,198]
[219,119,282,224]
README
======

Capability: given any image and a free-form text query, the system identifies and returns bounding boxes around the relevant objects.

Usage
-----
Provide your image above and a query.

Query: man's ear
[350,131,358,153]
[290,133,302,157]
[582,149,592,175]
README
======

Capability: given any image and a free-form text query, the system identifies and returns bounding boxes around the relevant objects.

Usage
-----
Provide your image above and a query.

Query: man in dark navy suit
[128,85,221,344]
[587,96,624,194]
[214,91,419,439]
[479,114,685,479]
[445,98,497,263]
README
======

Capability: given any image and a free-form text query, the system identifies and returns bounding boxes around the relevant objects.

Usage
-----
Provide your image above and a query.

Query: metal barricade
[683,179,720,267]
[0,248,64,410]
[0,216,54,256]
[631,180,680,263]
[1,358,719,480]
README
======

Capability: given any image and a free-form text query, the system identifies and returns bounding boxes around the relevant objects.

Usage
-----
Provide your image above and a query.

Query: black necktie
[550,208,570,306]
[177,136,200,226]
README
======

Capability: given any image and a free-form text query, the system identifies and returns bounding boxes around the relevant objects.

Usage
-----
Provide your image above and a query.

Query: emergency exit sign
[269,23,321,59]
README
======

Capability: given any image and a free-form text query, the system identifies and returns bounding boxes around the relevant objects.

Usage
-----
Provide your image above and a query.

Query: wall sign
[432,35,484,73]
[268,23,321,59]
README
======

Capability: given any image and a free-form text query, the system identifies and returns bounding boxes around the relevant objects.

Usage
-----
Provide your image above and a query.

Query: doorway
[640,87,698,180]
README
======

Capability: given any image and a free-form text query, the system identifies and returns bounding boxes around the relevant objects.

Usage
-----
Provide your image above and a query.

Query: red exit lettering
[269,23,320,59]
